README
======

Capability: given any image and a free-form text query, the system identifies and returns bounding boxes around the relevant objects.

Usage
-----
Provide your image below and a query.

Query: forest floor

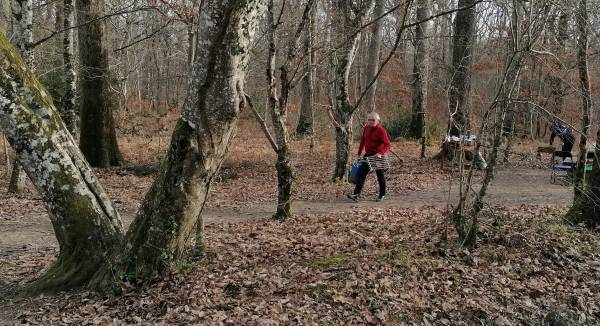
[0,130,598,325]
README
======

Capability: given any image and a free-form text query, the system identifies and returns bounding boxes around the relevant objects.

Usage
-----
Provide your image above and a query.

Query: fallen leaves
[1,205,598,325]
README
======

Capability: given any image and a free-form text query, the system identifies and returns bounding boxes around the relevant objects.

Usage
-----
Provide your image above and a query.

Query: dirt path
[0,167,572,257]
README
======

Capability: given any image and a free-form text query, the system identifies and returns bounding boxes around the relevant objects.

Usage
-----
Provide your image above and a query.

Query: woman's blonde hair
[367,112,381,121]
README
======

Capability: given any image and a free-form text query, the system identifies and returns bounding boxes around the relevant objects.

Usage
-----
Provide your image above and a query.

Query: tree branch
[245,95,279,152]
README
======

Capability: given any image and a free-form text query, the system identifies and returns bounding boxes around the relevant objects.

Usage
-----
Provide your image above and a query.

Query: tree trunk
[0,0,10,33]
[267,0,293,220]
[567,0,596,226]
[1,0,266,292]
[0,31,124,293]
[410,0,429,158]
[447,0,477,136]
[546,11,568,117]
[61,0,77,135]
[454,0,548,246]
[333,123,352,181]
[8,0,33,194]
[108,0,267,283]
[295,3,315,138]
[363,0,385,113]
[77,0,122,167]
[330,0,373,182]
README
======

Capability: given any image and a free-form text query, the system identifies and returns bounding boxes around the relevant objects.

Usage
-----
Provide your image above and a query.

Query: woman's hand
[375,153,382,158]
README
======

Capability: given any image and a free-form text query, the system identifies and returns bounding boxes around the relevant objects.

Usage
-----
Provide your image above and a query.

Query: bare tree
[250,0,315,219]
[452,0,549,246]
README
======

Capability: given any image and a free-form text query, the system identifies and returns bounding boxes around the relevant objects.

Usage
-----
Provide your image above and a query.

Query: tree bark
[109,0,267,283]
[295,3,315,138]
[61,0,77,135]
[8,0,33,194]
[1,0,267,292]
[254,0,314,220]
[447,0,477,137]
[545,11,568,117]
[567,0,596,227]
[0,31,124,293]
[410,0,429,158]
[0,0,10,33]
[77,0,122,167]
[330,0,373,182]
[363,0,385,113]
[453,0,549,246]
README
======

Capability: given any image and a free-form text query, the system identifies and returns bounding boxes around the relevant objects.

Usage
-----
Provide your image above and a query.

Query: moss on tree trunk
[0,31,124,293]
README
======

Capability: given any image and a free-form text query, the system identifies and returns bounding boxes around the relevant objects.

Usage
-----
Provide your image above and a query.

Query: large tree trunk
[1,0,266,292]
[567,0,596,227]
[0,31,124,293]
[295,3,315,138]
[410,0,429,158]
[363,0,385,113]
[0,0,10,33]
[61,0,77,135]
[108,0,267,283]
[447,0,477,136]
[8,0,33,194]
[330,0,373,182]
[77,0,122,167]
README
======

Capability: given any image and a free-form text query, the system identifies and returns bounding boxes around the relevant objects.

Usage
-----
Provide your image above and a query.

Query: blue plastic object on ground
[348,159,365,184]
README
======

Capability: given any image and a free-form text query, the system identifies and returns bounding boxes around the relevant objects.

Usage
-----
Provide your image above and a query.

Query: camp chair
[551,150,575,185]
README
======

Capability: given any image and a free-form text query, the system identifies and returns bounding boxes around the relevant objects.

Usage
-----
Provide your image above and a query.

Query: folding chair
[551,151,574,185]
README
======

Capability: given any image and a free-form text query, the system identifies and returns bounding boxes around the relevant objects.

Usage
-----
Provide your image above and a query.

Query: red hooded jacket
[358,124,391,156]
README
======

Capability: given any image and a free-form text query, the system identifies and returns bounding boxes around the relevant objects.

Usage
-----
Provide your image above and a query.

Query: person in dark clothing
[550,120,575,154]
[347,112,391,202]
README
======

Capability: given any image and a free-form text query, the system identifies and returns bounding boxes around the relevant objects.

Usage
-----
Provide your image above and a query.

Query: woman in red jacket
[347,112,391,202]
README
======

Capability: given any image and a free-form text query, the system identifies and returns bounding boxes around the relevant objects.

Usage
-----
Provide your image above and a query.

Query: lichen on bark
[1,31,123,293]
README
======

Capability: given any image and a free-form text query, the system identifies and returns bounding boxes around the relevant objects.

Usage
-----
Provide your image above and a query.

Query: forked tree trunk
[254,0,314,220]
[77,0,122,167]
[0,32,124,293]
[266,0,293,219]
[0,0,267,292]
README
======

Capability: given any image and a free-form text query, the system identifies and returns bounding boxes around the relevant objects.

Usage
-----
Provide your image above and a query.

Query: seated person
[549,120,574,158]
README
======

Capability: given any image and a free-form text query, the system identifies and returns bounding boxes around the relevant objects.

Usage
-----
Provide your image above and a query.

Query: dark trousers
[353,160,386,197]
[562,141,574,153]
